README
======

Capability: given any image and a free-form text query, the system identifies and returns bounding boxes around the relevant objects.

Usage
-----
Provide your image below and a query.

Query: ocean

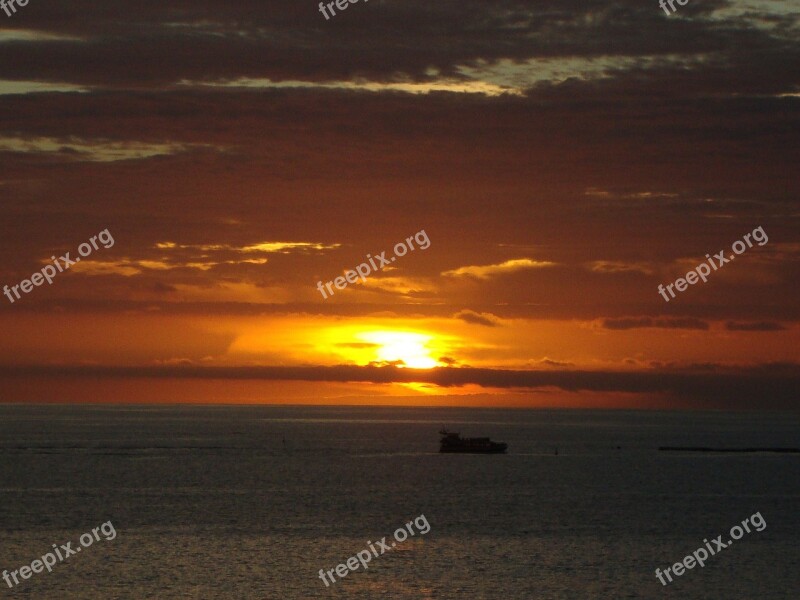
[0,405,797,599]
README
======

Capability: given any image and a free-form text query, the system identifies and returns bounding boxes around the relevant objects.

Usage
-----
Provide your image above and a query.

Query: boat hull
[439,444,507,454]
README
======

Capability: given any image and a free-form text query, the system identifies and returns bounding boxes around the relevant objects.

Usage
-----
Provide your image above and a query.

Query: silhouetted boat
[439,429,507,454]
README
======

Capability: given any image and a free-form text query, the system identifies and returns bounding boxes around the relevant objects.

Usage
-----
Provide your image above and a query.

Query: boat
[439,429,507,454]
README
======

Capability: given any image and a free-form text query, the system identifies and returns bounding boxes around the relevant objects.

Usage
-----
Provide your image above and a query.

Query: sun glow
[358,331,438,369]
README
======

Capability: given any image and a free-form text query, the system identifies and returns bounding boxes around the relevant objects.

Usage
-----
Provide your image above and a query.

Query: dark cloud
[2,363,798,409]
[0,0,794,93]
[453,309,501,327]
[536,359,575,368]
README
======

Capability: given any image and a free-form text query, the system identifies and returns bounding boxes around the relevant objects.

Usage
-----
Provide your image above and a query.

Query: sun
[358,331,438,369]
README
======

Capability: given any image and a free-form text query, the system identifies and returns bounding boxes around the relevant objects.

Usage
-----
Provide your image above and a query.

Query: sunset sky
[0,0,797,408]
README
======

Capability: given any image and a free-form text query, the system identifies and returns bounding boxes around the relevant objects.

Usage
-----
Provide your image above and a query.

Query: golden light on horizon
[358,330,438,369]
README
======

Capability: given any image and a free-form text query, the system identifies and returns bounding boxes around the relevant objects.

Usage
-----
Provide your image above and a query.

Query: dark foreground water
[0,405,798,599]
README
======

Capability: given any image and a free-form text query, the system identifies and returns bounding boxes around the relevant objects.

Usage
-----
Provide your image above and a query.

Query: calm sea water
[0,405,797,599]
